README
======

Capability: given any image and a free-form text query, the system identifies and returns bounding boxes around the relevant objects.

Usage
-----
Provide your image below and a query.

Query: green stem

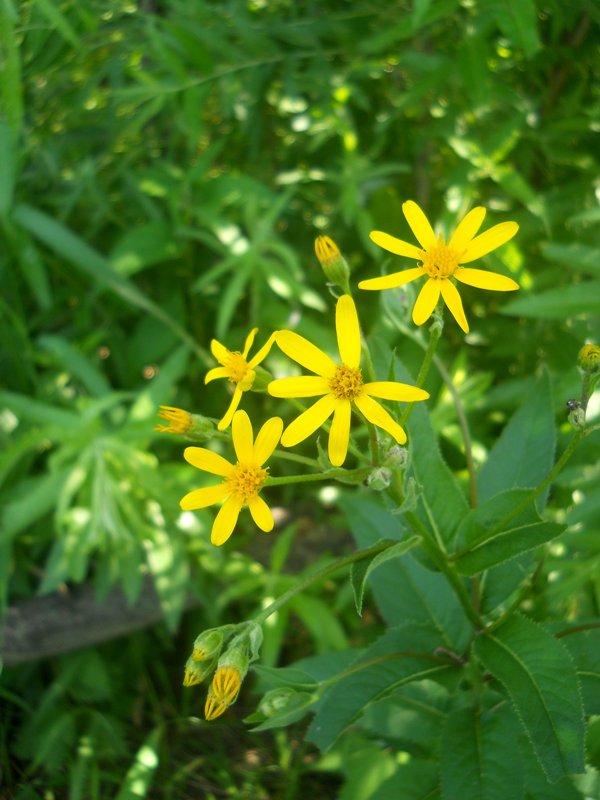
[266,471,351,487]
[252,540,396,625]
[360,323,381,465]
[398,315,442,428]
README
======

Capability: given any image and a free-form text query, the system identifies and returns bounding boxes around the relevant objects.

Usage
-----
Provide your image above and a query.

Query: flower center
[328,364,363,400]
[227,463,268,502]
[422,234,459,279]
[225,352,254,388]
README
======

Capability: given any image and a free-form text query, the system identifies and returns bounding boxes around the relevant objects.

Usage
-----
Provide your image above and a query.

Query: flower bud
[384,445,409,469]
[367,466,392,491]
[155,406,215,439]
[568,404,586,430]
[183,655,216,687]
[578,344,600,374]
[258,687,298,718]
[314,236,351,293]
[192,628,225,662]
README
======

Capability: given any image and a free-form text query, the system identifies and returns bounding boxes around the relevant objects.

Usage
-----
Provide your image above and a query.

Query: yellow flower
[268,295,429,467]
[206,329,274,430]
[204,666,242,721]
[359,200,520,333]
[155,405,193,435]
[179,410,282,546]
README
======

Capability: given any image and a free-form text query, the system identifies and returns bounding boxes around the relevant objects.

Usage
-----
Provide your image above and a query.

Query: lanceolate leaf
[307,622,459,752]
[350,536,420,616]
[477,370,555,510]
[474,616,585,782]
[455,521,564,575]
[440,704,523,800]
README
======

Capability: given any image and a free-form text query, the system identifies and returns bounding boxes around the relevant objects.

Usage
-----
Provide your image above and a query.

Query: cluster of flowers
[157,200,520,718]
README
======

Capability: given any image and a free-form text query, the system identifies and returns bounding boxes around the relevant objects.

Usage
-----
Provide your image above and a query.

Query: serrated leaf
[477,370,555,510]
[560,630,600,716]
[409,401,470,549]
[440,704,524,800]
[350,537,420,616]
[306,622,458,752]
[341,495,471,650]
[376,759,440,800]
[474,616,585,782]
[454,487,565,575]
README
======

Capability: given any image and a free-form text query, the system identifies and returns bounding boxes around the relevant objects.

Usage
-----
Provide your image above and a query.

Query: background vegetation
[1,0,599,797]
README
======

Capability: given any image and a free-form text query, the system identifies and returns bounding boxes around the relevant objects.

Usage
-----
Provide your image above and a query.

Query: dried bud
[384,445,409,469]
[367,466,392,491]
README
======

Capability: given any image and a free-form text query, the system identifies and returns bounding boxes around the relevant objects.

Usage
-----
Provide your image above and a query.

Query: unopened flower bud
[183,655,216,687]
[578,344,600,374]
[192,629,225,662]
[314,236,351,293]
[259,687,298,718]
[155,406,215,440]
[384,445,409,469]
[367,466,392,491]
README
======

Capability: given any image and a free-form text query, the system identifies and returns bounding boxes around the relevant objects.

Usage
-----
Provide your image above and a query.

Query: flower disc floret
[179,410,283,546]
[360,200,520,333]
[205,329,274,430]
[329,365,363,400]
[268,294,429,466]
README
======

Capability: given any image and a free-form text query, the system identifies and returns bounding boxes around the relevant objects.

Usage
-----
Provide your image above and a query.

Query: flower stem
[398,315,442,427]
[251,540,397,625]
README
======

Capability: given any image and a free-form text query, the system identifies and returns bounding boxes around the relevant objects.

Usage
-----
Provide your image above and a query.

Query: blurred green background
[1,0,599,797]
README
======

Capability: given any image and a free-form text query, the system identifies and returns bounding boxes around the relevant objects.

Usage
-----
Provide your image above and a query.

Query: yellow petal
[180,483,230,511]
[248,332,276,368]
[402,200,437,250]
[268,376,330,398]
[205,366,229,384]
[328,400,351,467]
[248,494,274,532]
[211,496,243,546]
[184,447,233,476]
[363,381,429,403]
[449,207,486,254]
[336,295,361,368]
[440,280,469,334]
[460,221,519,263]
[358,267,425,291]
[253,416,283,465]
[369,231,423,261]
[275,331,336,377]
[355,394,407,444]
[242,327,259,358]
[412,279,441,326]
[232,409,254,462]
[454,267,520,291]
[210,339,230,365]
[217,387,243,431]
[281,394,336,447]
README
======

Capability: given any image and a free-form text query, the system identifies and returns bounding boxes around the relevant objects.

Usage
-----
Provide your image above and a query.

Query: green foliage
[2,0,600,796]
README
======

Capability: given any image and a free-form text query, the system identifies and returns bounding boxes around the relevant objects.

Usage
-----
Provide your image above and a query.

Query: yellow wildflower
[359,200,520,333]
[206,329,274,430]
[268,295,429,467]
[155,405,193,435]
[179,410,282,546]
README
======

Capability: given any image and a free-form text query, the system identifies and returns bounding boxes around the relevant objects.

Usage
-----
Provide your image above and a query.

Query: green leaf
[477,370,555,510]
[0,122,16,215]
[144,528,189,632]
[289,594,348,652]
[541,242,600,277]
[114,727,162,800]
[0,2,23,139]
[39,335,112,397]
[350,537,420,616]
[440,704,524,800]
[502,282,600,319]
[474,615,585,782]
[13,204,202,357]
[489,0,540,58]
[375,760,440,800]
[33,0,80,47]
[408,400,470,549]
[306,622,458,752]
[454,488,565,575]
[248,689,317,732]
[109,221,182,276]
[0,390,80,428]
[341,495,471,650]
[560,630,600,716]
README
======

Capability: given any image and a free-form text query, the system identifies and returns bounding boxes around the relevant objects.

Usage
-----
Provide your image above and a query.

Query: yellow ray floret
[268,294,429,467]
[206,329,274,430]
[179,410,282,546]
[359,200,520,333]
